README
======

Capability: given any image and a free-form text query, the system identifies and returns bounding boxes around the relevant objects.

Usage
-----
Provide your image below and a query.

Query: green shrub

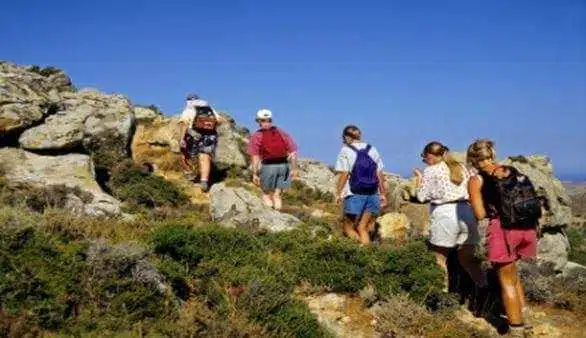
[567,227,586,265]
[0,225,174,336]
[28,65,62,77]
[110,161,189,208]
[151,225,443,336]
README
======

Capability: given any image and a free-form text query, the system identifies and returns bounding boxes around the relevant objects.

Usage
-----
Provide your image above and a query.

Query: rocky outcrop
[376,212,415,242]
[504,155,573,228]
[209,183,301,232]
[214,114,249,170]
[133,106,163,120]
[19,89,135,159]
[0,62,73,138]
[297,159,336,194]
[0,147,121,217]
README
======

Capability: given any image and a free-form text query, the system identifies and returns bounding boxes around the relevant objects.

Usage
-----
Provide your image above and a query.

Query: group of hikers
[178,94,541,336]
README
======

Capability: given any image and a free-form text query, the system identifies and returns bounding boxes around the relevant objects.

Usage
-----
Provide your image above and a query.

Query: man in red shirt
[247,109,298,210]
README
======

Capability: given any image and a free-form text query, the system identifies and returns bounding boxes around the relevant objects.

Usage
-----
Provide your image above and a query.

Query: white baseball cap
[256,109,273,120]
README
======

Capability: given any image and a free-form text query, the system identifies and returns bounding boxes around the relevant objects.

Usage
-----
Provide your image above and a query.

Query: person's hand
[180,138,187,149]
[413,168,423,178]
[253,174,261,187]
[335,193,343,206]
[290,170,299,180]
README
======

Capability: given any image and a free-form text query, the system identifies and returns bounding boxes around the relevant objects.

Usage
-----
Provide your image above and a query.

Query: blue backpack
[347,144,379,195]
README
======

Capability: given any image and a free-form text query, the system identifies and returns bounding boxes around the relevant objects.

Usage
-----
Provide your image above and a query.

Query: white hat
[256,109,273,120]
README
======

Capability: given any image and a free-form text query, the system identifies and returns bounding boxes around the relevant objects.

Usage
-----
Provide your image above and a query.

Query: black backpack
[489,166,542,229]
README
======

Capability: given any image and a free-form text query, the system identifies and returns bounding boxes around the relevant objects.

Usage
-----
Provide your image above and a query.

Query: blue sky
[2,0,585,178]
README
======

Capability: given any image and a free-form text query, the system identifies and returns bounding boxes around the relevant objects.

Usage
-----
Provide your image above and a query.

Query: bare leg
[273,189,282,210]
[357,212,374,245]
[342,216,360,241]
[458,245,486,287]
[262,192,274,208]
[496,262,523,326]
[431,246,450,292]
[198,153,212,190]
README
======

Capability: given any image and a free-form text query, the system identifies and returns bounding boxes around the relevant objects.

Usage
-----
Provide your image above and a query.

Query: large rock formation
[209,183,301,232]
[503,155,573,228]
[297,159,336,194]
[0,147,121,217]
[0,62,73,139]
[19,90,135,159]
[132,114,248,173]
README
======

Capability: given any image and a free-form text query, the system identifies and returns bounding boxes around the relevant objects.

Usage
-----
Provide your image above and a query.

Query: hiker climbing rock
[178,93,225,192]
[335,125,387,245]
[247,109,298,211]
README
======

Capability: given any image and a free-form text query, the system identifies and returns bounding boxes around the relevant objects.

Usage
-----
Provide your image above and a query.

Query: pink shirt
[247,127,298,158]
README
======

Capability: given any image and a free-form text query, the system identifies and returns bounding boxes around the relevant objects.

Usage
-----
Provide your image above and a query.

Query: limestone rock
[0,147,121,217]
[297,159,336,195]
[19,90,135,161]
[376,212,412,241]
[0,62,72,136]
[209,183,300,232]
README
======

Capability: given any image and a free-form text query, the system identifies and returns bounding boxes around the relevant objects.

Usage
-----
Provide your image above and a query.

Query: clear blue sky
[2,0,585,178]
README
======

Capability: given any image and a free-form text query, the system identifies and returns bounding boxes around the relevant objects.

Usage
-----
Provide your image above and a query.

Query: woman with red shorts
[467,139,537,337]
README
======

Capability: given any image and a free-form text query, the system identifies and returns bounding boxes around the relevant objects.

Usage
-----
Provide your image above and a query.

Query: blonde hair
[422,141,463,185]
[466,139,496,169]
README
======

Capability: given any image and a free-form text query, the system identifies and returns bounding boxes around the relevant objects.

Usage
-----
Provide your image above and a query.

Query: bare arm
[179,121,188,144]
[288,152,297,173]
[336,172,350,203]
[468,175,486,220]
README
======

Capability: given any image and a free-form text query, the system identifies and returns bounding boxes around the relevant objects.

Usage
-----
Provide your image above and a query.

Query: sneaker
[200,181,210,193]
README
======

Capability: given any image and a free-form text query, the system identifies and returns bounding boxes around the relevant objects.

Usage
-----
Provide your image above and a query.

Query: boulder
[503,155,573,228]
[0,147,121,217]
[214,114,249,170]
[537,232,570,272]
[209,183,301,232]
[0,62,72,137]
[19,90,135,162]
[297,159,336,194]
[376,212,412,241]
[133,106,163,120]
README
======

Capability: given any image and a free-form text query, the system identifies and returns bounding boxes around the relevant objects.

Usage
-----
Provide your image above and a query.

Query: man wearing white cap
[247,109,298,210]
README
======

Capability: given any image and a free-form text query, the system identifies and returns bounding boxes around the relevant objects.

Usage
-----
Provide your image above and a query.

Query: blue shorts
[260,163,291,192]
[344,194,381,217]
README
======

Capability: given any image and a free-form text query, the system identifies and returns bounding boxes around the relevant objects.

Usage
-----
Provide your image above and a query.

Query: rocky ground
[1,61,585,337]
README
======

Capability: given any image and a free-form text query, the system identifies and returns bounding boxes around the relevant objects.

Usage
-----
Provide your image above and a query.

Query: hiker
[335,125,387,245]
[178,93,225,192]
[467,139,540,337]
[413,142,486,293]
[247,109,298,210]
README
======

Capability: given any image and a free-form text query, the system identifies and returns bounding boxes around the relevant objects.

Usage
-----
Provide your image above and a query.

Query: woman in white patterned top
[413,141,485,292]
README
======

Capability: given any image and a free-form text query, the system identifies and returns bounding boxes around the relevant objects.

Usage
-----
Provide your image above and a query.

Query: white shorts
[428,202,480,248]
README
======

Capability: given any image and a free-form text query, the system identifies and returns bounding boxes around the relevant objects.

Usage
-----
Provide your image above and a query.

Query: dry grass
[375,293,490,338]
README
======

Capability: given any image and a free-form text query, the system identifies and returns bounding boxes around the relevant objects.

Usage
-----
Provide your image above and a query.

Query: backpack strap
[346,143,371,153]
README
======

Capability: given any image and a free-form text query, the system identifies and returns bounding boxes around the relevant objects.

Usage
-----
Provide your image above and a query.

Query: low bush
[567,227,586,265]
[110,160,189,209]
[151,225,443,336]
[0,224,174,336]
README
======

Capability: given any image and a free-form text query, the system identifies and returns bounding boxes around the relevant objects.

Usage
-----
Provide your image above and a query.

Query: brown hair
[342,125,361,143]
[466,139,496,169]
[422,141,464,185]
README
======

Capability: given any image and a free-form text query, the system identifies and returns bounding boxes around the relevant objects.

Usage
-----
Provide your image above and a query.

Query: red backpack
[260,127,289,161]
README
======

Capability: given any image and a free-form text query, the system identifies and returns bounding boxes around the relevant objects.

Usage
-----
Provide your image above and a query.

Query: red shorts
[486,218,537,264]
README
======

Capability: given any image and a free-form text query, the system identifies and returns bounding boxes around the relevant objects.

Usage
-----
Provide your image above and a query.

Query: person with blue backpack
[335,125,387,245]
